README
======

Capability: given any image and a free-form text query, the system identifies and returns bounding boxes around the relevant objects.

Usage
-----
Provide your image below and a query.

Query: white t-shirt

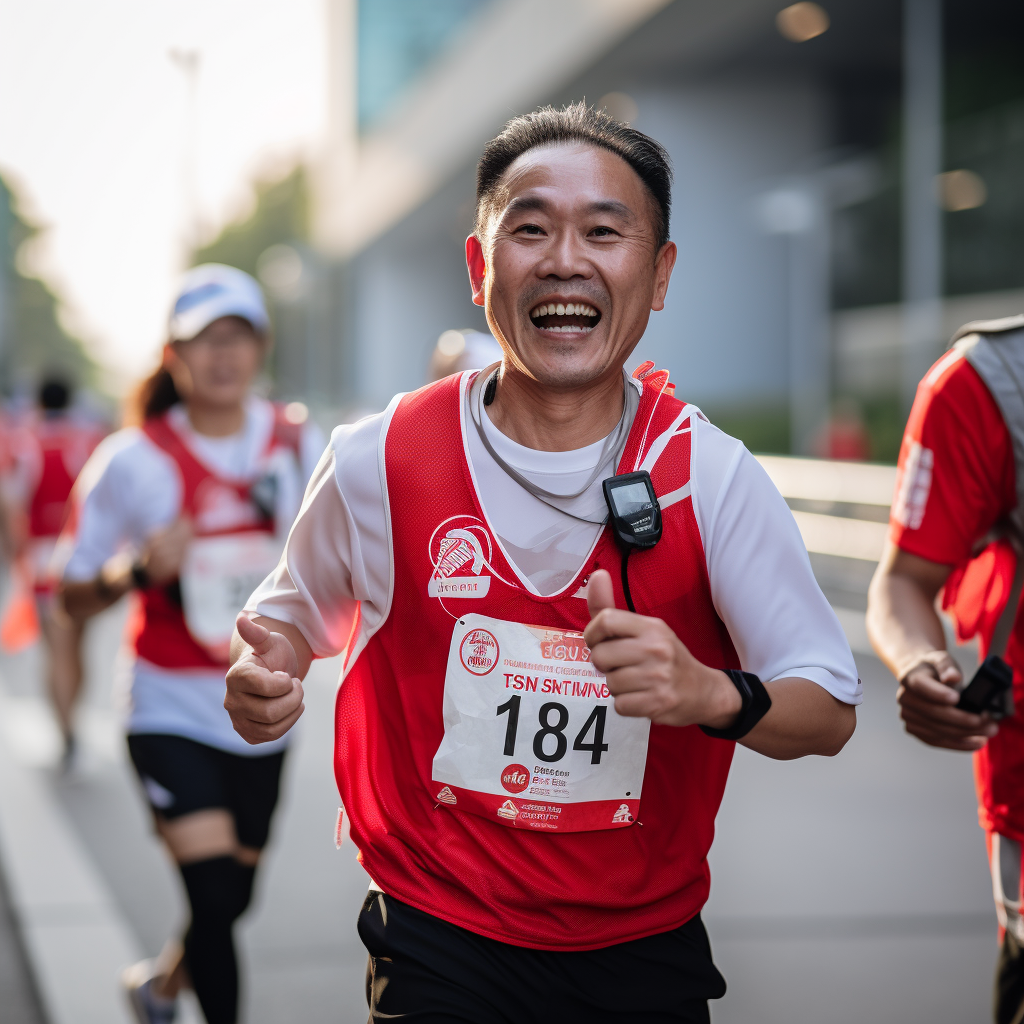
[248,374,861,706]
[62,397,325,755]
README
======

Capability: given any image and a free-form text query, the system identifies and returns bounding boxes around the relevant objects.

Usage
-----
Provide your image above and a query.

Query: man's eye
[518,223,544,235]
[591,226,616,237]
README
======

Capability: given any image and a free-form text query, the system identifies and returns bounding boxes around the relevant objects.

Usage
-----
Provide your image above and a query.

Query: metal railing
[755,455,896,563]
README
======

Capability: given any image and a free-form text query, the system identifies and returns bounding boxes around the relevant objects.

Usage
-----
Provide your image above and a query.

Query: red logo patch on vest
[428,515,493,598]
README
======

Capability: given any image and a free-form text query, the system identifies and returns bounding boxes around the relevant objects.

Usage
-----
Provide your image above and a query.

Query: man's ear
[650,241,677,313]
[466,235,486,307]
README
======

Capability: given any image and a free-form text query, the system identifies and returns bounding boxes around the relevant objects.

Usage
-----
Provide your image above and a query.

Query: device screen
[610,480,652,517]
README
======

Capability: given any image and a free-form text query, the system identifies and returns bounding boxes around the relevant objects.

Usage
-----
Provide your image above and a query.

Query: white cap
[429,329,503,382]
[168,263,270,342]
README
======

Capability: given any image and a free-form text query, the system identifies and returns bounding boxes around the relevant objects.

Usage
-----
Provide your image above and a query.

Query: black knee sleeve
[180,856,257,1024]
[181,855,256,925]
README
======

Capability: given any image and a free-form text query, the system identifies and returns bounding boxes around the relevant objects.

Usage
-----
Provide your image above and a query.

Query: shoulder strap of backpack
[951,317,1024,657]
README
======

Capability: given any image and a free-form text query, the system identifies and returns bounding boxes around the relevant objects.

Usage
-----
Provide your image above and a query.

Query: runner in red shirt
[11,379,105,763]
[226,104,859,1022]
[868,319,1024,1024]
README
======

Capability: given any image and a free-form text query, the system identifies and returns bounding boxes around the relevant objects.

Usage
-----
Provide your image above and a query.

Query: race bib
[180,533,282,659]
[431,613,650,832]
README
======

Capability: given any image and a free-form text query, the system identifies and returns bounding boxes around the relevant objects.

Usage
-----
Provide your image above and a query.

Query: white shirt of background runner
[62,397,325,755]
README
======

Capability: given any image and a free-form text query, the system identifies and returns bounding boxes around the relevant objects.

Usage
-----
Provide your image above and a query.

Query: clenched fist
[897,650,997,751]
[225,613,306,744]
[582,568,741,729]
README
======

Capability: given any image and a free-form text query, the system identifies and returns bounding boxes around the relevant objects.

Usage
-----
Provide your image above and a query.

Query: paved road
[0,551,996,1023]
[0,842,45,1023]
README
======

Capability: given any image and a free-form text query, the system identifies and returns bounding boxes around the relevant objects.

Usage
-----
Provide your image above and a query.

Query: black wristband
[130,561,150,590]
[700,669,772,741]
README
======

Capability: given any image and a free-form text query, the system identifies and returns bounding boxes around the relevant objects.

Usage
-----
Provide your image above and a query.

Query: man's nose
[537,229,593,280]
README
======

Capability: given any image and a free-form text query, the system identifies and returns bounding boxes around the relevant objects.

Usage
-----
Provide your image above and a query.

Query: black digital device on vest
[957,655,1014,719]
[602,471,662,614]
[602,471,662,551]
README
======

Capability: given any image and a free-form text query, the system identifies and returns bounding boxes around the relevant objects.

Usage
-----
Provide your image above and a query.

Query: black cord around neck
[620,547,636,613]
[483,369,498,406]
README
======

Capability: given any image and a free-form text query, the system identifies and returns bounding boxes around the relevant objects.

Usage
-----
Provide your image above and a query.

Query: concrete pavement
[0,831,45,1024]
[0,549,997,1023]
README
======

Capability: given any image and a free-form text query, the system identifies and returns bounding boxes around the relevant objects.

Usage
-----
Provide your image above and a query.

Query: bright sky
[0,0,327,392]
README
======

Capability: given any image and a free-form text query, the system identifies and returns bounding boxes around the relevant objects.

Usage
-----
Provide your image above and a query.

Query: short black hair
[475,102,672,249]
[39,377,70,411]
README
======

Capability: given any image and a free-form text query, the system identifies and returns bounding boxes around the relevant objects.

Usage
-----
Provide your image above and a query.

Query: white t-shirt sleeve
[691,421,862,705]
[61,430,181,581]
[246,414,390,659]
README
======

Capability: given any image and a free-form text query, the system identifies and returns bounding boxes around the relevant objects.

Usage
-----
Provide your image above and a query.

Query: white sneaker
[122,960,178,1024]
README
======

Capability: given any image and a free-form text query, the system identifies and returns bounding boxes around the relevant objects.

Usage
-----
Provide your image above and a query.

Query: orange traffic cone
[0,560,40,653]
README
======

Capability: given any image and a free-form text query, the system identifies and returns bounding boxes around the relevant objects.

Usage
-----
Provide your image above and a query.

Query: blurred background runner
[0,378,108,768]
[59,265,324,1024]
[427,328,503,383]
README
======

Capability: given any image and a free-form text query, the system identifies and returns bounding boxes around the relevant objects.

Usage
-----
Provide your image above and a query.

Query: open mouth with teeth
[529,301,601,334]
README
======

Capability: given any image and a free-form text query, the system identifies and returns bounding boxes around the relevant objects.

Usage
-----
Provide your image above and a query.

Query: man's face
[468,143,676,391]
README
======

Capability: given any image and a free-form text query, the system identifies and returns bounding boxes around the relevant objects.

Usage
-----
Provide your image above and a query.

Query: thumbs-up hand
[225,613,306,743]
[583,568,742,728]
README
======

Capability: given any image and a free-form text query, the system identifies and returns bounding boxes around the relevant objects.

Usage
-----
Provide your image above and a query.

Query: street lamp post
[901,0,943,417]
[169,48,202,254]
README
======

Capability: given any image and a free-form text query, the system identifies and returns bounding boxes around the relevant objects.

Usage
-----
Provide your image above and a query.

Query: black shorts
[357,891,725,1024]
[127,733,285,850]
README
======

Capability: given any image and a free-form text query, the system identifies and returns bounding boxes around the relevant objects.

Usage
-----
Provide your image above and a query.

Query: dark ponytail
[128,364,180,425]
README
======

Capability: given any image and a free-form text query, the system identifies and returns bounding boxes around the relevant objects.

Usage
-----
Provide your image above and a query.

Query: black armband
[130,561,150,590]
[700,669,772,741]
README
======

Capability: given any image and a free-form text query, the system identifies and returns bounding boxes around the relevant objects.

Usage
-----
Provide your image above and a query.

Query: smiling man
[227,104,860,1022]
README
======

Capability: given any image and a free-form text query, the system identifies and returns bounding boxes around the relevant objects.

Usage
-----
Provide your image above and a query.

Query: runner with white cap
[60,263,323,1024]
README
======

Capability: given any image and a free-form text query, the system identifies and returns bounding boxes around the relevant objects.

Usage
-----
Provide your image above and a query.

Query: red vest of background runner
[130,407,301,670]
[23,416,105,595]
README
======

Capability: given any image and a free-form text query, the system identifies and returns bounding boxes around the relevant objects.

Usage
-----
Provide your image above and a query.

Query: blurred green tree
[0,175,98,392]
[192,167,309,276]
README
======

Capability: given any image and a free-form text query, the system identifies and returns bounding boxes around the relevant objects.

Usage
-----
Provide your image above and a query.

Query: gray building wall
[350,168,486,410]
[629,79,826,405]
[349,74,826,413]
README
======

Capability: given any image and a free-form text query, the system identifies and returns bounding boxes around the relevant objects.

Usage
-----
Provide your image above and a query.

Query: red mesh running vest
[334,369,741,950]
[130,406,301,670]
[28,419,101,538]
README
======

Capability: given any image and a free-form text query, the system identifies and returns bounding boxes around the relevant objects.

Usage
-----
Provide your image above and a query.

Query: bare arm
[583,570,855,760]
[61,552,134,620]
[866,541,995,751]
[61,518,193,622]
[225,614,314,744]
[740,677,854,759]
